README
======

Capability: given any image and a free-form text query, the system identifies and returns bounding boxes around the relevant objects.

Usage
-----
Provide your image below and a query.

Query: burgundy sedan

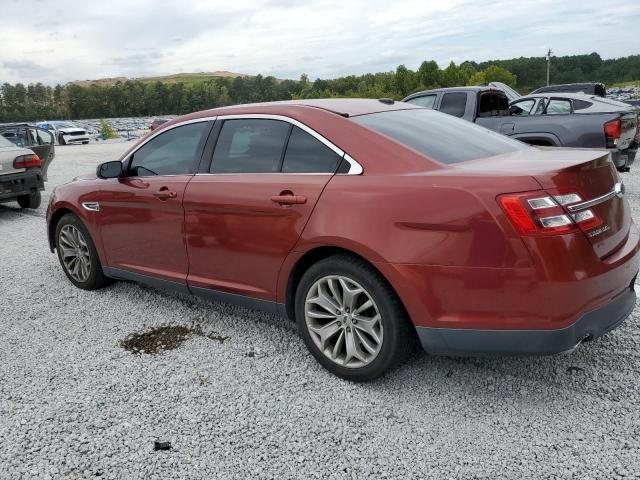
[47,99,639,381]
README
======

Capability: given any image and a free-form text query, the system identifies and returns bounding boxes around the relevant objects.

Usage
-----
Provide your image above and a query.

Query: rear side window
[572,99,592,111]
[282,126,341,173]
[352,109,529,165]
[545,99,571,115]
[477,92,510,117]
[405,94,437,109]
[129,122,209,176]
[211,119,290,173]
[439,92,467,118]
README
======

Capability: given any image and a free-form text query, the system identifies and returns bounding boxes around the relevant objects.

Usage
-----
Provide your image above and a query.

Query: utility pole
[546,48,552,86]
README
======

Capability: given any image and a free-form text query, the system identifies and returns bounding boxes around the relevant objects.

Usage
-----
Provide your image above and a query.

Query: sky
[0,0,638,85]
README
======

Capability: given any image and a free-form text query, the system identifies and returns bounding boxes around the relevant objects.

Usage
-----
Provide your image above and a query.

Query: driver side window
[128,122,209,177]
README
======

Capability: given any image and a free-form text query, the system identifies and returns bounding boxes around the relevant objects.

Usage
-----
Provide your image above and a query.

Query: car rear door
[97,120,212,285]
[183,116,344,302]
[28,127,55,180]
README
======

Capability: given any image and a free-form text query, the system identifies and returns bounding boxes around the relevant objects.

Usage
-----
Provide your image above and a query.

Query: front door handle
[270,193,307,205]
[153,187,177,200]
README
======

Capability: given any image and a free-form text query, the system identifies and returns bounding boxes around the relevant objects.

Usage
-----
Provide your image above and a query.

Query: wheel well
[48,207,74,251]
[284,246,404,323]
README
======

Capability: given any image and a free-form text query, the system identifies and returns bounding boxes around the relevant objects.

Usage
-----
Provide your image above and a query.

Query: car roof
[402,86,492,101]
[521,92,601,100]
[187,98,419,119]
[0,122,36,128]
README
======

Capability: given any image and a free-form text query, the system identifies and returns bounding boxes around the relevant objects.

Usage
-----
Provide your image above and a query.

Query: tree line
[1,52,638,122]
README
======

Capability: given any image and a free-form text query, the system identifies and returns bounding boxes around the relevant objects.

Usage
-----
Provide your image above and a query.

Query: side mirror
[97,160,123,179]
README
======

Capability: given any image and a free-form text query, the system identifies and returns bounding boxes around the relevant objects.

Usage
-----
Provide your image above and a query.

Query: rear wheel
[17,191,41,209]
[295,254,414,381]
[55,214,112,290]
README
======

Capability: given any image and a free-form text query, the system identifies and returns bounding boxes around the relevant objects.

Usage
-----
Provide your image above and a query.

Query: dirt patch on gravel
[120,324,228,355]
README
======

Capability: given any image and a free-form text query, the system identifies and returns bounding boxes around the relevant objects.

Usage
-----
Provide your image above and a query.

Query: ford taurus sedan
[46,99,639,381]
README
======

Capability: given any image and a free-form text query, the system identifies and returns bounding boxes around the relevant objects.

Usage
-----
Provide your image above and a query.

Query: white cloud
[0,0,638,84]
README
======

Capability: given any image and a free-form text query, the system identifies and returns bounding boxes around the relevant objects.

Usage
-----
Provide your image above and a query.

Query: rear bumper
[0,170,44,201]
[417,275,637,356]
[611,142,637,169]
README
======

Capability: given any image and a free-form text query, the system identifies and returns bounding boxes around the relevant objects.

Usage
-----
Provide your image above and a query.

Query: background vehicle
[0,123,55,180]
[36,121,90,145]
[149,118,169,131]
[531,82,606,97]
[403,87,639,171]
[47,99,639,381]
[0,134,44,208]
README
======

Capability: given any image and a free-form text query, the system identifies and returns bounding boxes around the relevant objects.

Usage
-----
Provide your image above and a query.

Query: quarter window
[439,92,467,118]
[211,119,290,174]
[406,95,437,109]
[282,126,342,173]
[128,121,209,177]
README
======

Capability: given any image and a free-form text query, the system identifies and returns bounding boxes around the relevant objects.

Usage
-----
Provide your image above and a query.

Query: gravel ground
[1,141,640,479]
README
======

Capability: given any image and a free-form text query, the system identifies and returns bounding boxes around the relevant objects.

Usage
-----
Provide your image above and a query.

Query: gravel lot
[1,141,640,479]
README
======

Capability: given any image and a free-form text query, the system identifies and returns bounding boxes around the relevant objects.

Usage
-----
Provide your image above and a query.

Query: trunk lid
[532,148,628,259]
[461,147,630,259]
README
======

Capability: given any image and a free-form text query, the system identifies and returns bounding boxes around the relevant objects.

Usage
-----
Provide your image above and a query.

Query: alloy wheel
[304,275,383,369]
[59,224,91,283]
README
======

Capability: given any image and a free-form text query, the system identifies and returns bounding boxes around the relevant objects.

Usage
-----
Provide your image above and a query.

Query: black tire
[58,134,66,145]
[82,141,89,145]
[55,213,112,290]
[295,254,414,381]
[17,191,41,209]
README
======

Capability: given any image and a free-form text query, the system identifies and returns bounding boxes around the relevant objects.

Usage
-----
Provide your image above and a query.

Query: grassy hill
[71,71,246,87]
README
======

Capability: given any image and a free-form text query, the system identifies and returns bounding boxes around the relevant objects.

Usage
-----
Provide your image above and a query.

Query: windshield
[352,108,529,165]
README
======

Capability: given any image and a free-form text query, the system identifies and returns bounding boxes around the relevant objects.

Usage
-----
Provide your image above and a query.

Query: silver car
[0,134,44,209]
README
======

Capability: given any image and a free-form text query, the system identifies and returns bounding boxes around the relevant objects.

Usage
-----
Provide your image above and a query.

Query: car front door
[97,120,212,285]
[183,117,344,303]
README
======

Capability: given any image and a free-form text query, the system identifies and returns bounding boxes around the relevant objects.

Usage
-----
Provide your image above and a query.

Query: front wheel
[55,214,112,290]
[17,191,41,209]
[295,254,414,381]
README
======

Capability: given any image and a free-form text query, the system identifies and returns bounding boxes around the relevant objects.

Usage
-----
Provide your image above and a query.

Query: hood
[59,127,86,134]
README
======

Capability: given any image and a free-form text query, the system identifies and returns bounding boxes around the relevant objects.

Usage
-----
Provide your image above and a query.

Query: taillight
[604,119,621,148]
[13,154,41,169]
[498,190,602,236]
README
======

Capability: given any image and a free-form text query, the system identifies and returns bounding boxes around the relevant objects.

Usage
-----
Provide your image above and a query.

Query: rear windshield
[0,134,15,148]
[352,108,529,164]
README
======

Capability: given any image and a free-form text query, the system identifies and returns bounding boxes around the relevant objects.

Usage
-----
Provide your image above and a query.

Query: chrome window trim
[566,182,624,213]
[211,113,363,175]
[118,113,364,175]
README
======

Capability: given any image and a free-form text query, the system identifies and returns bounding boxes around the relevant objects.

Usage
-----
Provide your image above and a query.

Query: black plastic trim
[416,282,637,356]
[102,267,284,315]
[0,169,44,200]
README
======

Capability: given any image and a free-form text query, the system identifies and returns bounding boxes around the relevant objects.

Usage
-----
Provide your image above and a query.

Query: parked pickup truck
[0,134,44,209]
[403,87,639,172]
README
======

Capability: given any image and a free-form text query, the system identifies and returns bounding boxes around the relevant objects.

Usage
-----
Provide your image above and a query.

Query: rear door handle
[153,187,177,200]
[270,194,307,205]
